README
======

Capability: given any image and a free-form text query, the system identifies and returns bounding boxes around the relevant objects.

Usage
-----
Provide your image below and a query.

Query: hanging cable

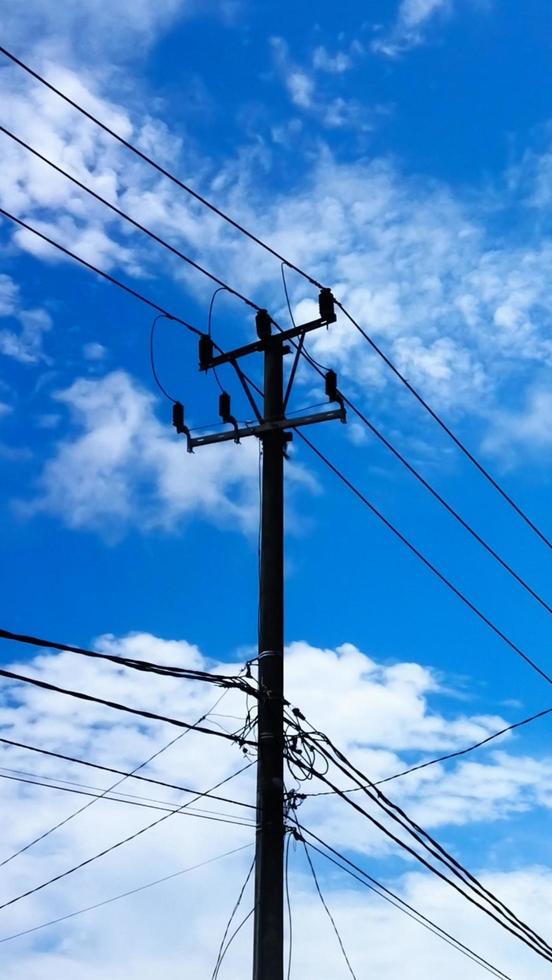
[0,735,256,811]
[298,828,512,980]
[149,314,180,402]
[0,757,254,914]
[0,842,253,945]
[211,855,255,979]
[304,700,552,796]
[1,42,549,549]
[295,431,552,689]
[301,838,358,979]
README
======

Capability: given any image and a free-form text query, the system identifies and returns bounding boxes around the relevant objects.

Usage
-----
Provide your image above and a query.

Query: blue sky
[1,1,552,976]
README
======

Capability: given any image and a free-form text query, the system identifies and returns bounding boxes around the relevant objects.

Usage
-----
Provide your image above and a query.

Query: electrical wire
[1,42,548,549]
[0,758,254,914]
[285,831,293,980]
[301,838,358,979]
[211,855,255,979]
[293,733,552,962]
[213,907,255,976]
[0,735,256,811]
[296,431,552,689]
[0,842,253,945]
[0,689,238,869]
[304,701,552,796]
[291,716,552,957]
[298,828,512,980]
[0,772,255,827]
[341,395,552,615]
[149,314,180,402]
[335,301,552,551]
[0,665,256,746]
[0,207,203,334]
[0,626,257,694]
[0,125,259,310]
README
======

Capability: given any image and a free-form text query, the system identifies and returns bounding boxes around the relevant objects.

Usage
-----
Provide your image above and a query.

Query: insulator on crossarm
[255,308,272,340]
[172,401,186,434]
[199,333,214,370]
[319,287,336,324]
[219,391,231,421]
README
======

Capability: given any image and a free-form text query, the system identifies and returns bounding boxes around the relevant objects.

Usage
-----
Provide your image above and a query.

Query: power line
[211,856,255,979]
[303,702,552,796]
[0,626,257,693]
[0,45,319,290]
[0,207,203,335]
[341,396,552,615]
[0,759,254,914]
[1,42,547,550]
[0,124,259,311]
[300,838,358,979]
[293,732,552,962]
[0,771,256,827]
[0,665,256,745]
[336,302,552,551]
[0,842,253,945]
[0,734,256,810]
[298,828,512,980]
[0,688,247,869]
[284,832,293,980]
[296,431,552,689]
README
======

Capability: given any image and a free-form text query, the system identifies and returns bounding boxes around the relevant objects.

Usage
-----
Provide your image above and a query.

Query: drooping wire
[1,42,549,550]
[0,689,231,869]
[285,831,294,980]
[211,855,255,979]
[213,907,255,977]
[301,838,358,979]
[292,731,552,962]
[0,124,259,311]
[295,431,552,690]
[0,735,256,811]
[149,314,180,403]
[0,842,254,946]
[0,666,256,745]
[303,700,552,797]
[0,772,255,827]
[298,828,512,980]
[0,756,255,914]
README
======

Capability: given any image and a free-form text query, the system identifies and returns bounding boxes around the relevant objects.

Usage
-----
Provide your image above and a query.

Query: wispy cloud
[372,0,454,57]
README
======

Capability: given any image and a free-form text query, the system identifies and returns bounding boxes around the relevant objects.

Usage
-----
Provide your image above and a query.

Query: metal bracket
[187,407,345,450]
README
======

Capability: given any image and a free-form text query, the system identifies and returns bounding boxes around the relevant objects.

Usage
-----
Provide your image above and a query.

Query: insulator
[255,308,272,340]
[219,391,231,421]
[172,401,185,434]
[198,333,214,370]
[319,287,336,323]
[325,369,338,400]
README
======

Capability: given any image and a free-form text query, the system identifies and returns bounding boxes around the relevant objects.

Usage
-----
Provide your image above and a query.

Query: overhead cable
[304,702,552,796]
[1,42,547,548]
[0,734,256,810]
[0,759,254,914]
[0,125,259,310]
[0,626,257,694]
[298,828,512,980]
[0,842,253,945]
[0,666,256,746]
[296,431,552,689]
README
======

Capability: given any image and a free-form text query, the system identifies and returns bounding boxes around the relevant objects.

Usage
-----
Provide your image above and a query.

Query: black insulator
[172,401,185,434]
[219,391,231,421]
[325,369,338,400]
[255,308,272,340]
[199,333,214,370]
[319,287,336,323]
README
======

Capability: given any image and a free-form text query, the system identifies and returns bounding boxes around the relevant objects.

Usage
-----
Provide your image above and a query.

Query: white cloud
[82,342,107,362]
[483,387,552,463]
[372,0,453,57]
[0,274,52,364]
[20,370,262,535]
[312,45,353,74]
[0,636,551,977]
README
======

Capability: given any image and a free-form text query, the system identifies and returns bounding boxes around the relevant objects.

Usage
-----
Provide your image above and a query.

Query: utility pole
[173,291,345,980]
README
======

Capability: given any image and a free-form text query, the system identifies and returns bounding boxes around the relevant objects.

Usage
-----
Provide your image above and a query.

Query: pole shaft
[253,335,285,980]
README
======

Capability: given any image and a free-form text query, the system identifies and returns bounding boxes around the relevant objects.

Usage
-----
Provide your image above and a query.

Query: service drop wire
[294,732,552,962]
